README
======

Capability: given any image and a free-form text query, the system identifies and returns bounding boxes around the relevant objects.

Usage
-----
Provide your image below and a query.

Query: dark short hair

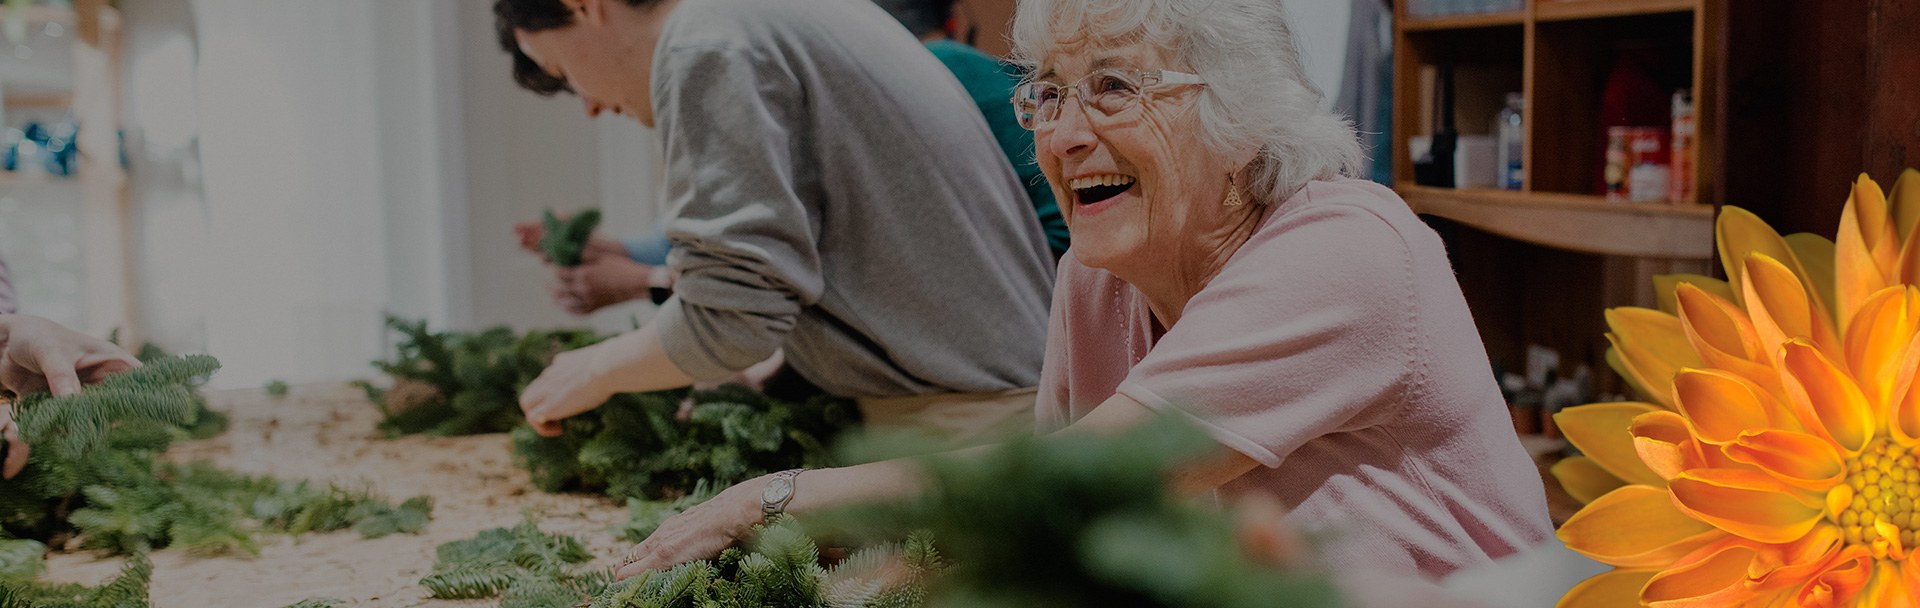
[493,0,662,96]
[872,0,955,38]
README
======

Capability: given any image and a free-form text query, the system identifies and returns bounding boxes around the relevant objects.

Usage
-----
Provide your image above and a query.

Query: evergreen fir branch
[421,562,521,599]
[349,495,433,539]
[367,318,600,437]
[540,209,603,268]
[0,539,45,581]
[421,516,600,601]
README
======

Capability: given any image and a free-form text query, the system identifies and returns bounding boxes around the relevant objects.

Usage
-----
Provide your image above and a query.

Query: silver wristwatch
[760,468,806,516]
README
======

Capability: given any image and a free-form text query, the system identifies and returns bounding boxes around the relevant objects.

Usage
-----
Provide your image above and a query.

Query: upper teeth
[1069,175,1136,190]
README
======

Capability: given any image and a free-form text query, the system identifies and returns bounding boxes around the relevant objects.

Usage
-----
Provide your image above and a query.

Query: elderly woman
[617,0,1551,582]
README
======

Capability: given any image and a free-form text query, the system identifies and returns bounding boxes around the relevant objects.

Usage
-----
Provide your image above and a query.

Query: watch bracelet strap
[763,468,807,515]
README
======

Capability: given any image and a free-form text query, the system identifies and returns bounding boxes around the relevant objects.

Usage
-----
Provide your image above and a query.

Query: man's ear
[574,0,608,26]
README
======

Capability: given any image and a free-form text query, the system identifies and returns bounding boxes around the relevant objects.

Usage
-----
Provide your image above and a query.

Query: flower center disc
[1835,439,1920,551]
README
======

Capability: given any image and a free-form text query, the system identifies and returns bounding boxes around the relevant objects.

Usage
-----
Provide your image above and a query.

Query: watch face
[765,477,794,502]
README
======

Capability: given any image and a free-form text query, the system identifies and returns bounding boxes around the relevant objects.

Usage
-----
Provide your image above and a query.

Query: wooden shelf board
[1401,186,1714,259]
[1535,0,1697,22]
[3,93,72,109]
[1402,11,1526,32]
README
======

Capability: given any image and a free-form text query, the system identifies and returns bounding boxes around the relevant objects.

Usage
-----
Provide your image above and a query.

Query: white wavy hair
[1010,0,1365,205]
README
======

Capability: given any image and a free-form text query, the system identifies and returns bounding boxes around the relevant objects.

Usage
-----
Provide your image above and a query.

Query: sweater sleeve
[649,44,822,381]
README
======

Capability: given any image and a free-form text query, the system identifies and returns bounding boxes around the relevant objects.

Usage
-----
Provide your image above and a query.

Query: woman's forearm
[782,457,932,516]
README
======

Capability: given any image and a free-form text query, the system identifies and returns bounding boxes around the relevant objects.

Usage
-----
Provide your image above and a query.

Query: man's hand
[0,315,141,478]
[519,341,622,437]
[545,255,657,315]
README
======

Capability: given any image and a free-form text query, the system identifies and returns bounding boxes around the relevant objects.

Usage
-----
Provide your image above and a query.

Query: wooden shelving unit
[1393,0,1723,444]
[1393,0,1721,260]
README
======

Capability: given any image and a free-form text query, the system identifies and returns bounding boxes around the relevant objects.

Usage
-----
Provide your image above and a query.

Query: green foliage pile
[0,544,153,608]
[424,515,935,608]
[511,384,856,501]
[1,353,430,573]
[824,423,1344,608]
[541,208,603,268]
[589,519,940,608]
[362,317,857,501]
[360,316,599,437]
[418,516,611,607]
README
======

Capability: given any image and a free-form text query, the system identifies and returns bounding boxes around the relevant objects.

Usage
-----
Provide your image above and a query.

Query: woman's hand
[0,314,141,479]
[615,476,769,579]
[0,315,140,397]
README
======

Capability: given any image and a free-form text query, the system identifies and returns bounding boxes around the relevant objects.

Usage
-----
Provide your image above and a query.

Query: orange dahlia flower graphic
[1556,170,1920,606]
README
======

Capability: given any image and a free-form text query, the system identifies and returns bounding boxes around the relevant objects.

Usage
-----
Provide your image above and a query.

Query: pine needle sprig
[540,209,603,268]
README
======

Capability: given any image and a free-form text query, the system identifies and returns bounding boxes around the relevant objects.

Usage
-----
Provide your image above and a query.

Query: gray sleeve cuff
[653,293,784,383]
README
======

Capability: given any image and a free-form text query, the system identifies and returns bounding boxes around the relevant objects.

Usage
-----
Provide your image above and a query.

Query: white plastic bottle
[1495,93,1525,190]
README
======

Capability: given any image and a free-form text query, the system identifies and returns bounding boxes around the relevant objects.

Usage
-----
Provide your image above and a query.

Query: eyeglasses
[1011,68,1207,130]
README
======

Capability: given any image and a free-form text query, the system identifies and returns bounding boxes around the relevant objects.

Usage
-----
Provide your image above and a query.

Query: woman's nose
[1043,99,1098,160]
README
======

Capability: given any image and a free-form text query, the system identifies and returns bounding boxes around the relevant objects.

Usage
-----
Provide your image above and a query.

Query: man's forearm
[589,321,698,394]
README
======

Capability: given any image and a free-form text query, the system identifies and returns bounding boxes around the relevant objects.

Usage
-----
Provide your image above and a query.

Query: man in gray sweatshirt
[497,0,1055,443]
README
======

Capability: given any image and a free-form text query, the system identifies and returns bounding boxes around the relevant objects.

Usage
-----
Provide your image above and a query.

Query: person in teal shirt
[875,0,1069,257]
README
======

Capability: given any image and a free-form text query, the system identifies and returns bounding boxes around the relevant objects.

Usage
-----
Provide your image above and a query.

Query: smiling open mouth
[1069,175,1138,206]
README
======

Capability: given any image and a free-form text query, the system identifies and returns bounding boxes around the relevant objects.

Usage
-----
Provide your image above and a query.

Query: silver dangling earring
[1223,170,1245,207]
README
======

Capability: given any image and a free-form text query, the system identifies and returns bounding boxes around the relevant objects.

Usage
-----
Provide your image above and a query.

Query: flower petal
[1862,560,1916,608]
[1557,402,1667,487]
[1669,469,1824,543]
[1643,541,1764,607]
[1748,524,1845,592]
[1838,175,1899,332]
[1843,286,1920,413]
[1892,333,1920,445]
[1787,232,1841,322]
[1633,410,1707,480]
[1676,285,1781,395]
[1608,347,1661,408]
[1559,485,1725,568]
[1610,307,1705,408]
[1790,546,1873,608]
[1677,284,1767,361]
[1655,274,1737,317]
[1557,569,1658,608]
[1891,168,1920,243]
[1551,455,1627,505]
[1745,252,1843,368]
[1723,430,1846,491]
[1673,368,1792,444]
[1780,340,1877,454]
[1719,206,1806,309]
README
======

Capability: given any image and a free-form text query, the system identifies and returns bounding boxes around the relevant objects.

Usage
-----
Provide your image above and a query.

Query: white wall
[192,0,394,387]
[121,0,208,355]
[1286,0,1353,112]
[454,0,605,333]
